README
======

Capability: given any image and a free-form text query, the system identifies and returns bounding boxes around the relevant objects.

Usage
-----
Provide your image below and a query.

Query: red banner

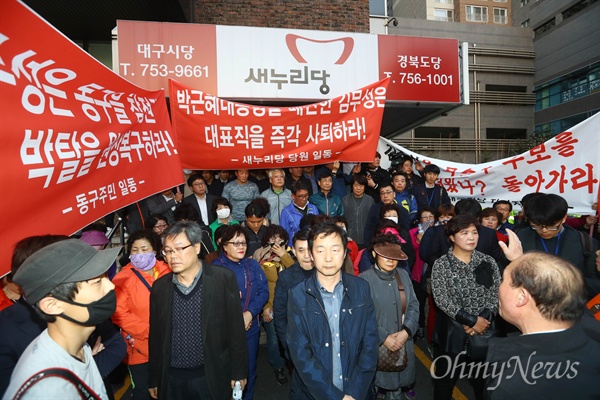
[170,78,389,169]
[378,36,460,103]
[0,1,183,276]
[117,21,217,97]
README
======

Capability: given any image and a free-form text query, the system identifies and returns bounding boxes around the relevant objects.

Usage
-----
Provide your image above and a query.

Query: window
[534,18,556,37]
[486,128,527,140]
[535,82,561,111]
[563,0,596,21]
[494,8,508,24]
[494,0,507,2]
[535,114,591,136]
[535,62,600,110]
[486,85,527,93]
[521,19,530,28]
[434,0,453,3]
[434,9,454,21]
[590,66,600,94]
[369,0,386,16]
[466,6,488,22]
[520,0,529,7]
[414,127,460,139]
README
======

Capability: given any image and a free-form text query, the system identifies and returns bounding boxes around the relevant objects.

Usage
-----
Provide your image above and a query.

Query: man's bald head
[508,252,585,323]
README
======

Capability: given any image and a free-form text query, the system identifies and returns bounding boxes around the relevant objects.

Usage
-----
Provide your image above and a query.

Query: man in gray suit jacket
[146,189,183,224]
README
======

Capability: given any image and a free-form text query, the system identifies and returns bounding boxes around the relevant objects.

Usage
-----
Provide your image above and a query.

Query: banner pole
[594,180,600,236]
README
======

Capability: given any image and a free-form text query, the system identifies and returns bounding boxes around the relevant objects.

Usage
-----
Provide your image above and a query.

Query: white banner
[216,25,379,99]
[378,112,600,214]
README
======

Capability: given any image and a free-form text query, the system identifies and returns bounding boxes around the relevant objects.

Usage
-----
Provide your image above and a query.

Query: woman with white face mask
[111,230,171,400]
[380,203,404,226]
[209,197,240,248]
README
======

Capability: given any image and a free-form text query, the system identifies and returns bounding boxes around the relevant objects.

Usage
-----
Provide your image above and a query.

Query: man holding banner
[0,1,184,278]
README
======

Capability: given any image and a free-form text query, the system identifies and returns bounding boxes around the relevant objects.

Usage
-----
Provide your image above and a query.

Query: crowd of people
[1,155,599,400]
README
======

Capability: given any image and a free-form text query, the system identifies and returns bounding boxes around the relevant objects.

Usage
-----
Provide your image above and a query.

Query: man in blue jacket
[392,171,418,224]
[280,181,319,247]
[286,220,378,400]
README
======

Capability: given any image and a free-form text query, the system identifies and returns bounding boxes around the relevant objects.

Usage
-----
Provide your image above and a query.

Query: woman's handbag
[377,343,408,372]
[377,272,409,372]
[451,259,501,361]
[466,325,500,361]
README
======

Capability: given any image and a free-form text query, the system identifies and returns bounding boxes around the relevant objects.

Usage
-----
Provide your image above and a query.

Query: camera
[385,144,410,172]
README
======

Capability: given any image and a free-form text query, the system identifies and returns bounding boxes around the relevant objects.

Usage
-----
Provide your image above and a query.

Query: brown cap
[373,243,408,261]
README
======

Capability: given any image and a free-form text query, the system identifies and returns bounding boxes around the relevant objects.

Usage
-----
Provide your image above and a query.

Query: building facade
[388,0,511,27]
[370,0,534,163]
[513,0,600,136]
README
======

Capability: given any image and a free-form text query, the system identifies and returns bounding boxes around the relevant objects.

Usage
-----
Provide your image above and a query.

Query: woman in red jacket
[112,230,171,400]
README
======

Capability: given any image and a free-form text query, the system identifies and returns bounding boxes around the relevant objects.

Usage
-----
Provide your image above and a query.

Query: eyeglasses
[421,215,435,221]
[161,243,193,257]
[193,182,206,187]
[295,194,309,199]
[380,191,394,195]
[530,223,561,232]
[226,241,247,247]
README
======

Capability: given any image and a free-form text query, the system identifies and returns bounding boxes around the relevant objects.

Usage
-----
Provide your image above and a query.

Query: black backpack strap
[578,230,593,257]
[13,368,101,400]
[131,268,152,291]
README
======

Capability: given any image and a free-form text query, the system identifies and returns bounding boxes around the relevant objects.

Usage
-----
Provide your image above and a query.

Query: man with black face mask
[4,239,121,400]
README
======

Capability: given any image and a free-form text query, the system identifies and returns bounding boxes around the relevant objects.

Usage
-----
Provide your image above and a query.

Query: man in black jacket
[486,252,600,399]
[273,229,314,356]
[363,182,411,247]
[412,164,451,211]
[285,167,313,196]
[517,193,599,298]
[182,173,217,226]
[420,199,508,271]
[359,151,391,203]
[149,222,248,400]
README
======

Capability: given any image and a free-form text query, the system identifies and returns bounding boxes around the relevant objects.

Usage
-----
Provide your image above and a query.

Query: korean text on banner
[170,78,389,169]
[378,112,600,214]
[0,0,183,277]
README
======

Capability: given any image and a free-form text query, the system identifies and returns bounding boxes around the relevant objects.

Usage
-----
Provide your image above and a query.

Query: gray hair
[162,221,204,245]
[268,168,286,178]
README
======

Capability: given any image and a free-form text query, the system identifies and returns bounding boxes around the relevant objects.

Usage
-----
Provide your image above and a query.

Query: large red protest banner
[0,1,184,276]
[170,78,389,169]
